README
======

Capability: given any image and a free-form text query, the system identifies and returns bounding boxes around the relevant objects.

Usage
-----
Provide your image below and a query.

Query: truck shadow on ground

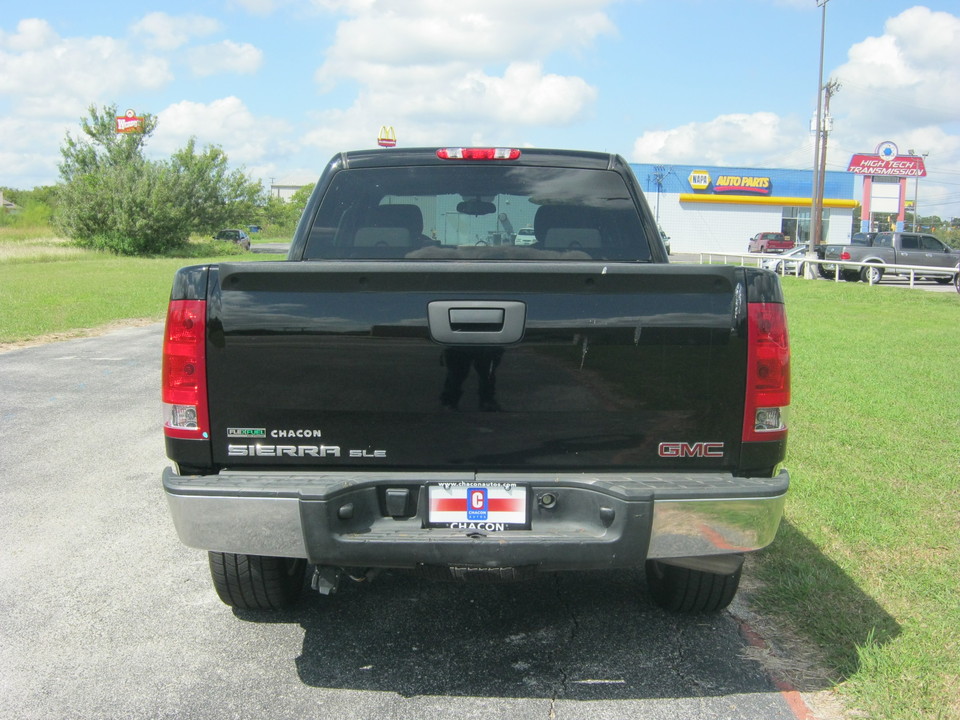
[740,519,902,690]
[236,541,899,701]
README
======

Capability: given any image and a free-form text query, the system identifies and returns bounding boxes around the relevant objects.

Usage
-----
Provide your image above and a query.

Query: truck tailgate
[206,261,747,472]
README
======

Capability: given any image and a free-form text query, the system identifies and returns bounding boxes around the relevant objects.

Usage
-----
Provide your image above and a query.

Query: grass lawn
[754,277,960,720]
[0,234,281,343]
[2,239,958,719]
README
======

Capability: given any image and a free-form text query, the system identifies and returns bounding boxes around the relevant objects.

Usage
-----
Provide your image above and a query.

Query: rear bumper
[162,468,788,570]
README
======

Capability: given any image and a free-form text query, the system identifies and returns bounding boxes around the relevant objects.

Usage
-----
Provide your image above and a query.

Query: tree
[170,139,264,235]
[257,183,315,236]
[58,104,158,183]
[55,103,263,255]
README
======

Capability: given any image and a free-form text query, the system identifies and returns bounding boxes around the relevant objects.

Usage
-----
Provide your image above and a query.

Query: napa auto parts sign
[847,141,926,177]
[686,169,771,195]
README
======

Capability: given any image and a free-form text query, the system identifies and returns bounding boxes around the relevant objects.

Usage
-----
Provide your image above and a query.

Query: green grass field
[757,277,959,720]
[0,233,281,343]
[2,238,958,719]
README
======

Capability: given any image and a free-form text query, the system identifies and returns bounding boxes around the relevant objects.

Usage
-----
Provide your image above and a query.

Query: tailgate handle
[449,308,503,330]
[428,301,526,345]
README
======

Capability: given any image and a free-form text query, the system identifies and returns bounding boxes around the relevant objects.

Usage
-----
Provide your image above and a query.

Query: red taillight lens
[743,302,790,443]
[436,147,521,160]
[840,250,851,260]
[162,300,209,440]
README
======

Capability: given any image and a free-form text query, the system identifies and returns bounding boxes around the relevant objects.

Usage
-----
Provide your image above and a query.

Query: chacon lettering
[271,429,323,438]
[449,522,506,532]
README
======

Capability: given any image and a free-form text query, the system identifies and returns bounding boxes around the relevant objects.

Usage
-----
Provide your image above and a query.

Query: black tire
[818,264,836,279]
[860,264,883,284]
[208,552,307,610]
[955,273,960,294]
[645,560,742,613]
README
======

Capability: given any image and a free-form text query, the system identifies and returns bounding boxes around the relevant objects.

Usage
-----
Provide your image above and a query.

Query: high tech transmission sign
[847,141,927,177]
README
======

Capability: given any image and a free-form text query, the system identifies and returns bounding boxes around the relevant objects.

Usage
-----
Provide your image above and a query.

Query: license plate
[427,483,528,530]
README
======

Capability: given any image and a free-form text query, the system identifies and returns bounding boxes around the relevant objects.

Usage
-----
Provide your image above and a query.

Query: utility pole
[814,80,840,247]
[908,150,929,230]
[806,0,830,278]
[648,165,672,226]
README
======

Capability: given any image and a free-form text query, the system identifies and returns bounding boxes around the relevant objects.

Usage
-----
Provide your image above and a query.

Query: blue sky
[2,1,959,218]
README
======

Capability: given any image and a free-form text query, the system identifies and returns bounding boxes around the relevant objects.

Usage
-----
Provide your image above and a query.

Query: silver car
[762,244,810,275]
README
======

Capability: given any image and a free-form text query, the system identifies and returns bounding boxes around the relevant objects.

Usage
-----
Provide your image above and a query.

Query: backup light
[437,147,521,160]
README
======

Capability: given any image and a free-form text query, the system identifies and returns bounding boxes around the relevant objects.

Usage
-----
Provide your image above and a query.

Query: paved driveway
[0,325,816,720]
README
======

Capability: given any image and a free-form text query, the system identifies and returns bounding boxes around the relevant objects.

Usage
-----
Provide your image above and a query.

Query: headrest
[365,204,423,235]
[534,205,597,242]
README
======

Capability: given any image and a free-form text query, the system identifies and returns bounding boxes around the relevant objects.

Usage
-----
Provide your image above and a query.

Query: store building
[629,162,857,254]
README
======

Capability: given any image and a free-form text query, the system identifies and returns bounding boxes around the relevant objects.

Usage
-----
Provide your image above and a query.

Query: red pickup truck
[748,232,794,254]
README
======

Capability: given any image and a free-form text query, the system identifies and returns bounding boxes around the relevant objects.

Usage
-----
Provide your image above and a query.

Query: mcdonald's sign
[377,126,397,148]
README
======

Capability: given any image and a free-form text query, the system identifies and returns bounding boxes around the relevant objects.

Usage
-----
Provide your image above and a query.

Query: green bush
[57,162,191,255]
[54,104,263,256]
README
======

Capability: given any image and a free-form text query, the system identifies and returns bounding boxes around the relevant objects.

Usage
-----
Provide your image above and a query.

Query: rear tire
[645,560,742,613]
[208,552,307,610]
[860,264,884,284]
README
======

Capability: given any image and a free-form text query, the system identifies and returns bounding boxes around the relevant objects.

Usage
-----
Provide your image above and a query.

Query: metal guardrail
[697,251,960,288]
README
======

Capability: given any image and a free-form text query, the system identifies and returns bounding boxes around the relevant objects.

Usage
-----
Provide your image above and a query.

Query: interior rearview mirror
[457,199,497,216]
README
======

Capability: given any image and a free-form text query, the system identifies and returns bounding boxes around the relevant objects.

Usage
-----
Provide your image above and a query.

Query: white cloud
[831,7,960,134]
[0,18,58,51]
[229,0,293,14]
[0,23,171,118]
[130,12,221,51]
[826,6,960,218]
[153,97,296,167]
[631,113,800,166]
[304,0,612,158]
[187,41,264,77]
[0,115,71,185]
[317,0,614,75]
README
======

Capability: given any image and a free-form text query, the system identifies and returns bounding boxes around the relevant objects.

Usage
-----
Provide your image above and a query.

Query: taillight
[743,302,790,443]
[162,300,209,440]
[840,250,851,260]
[436,147,521,160]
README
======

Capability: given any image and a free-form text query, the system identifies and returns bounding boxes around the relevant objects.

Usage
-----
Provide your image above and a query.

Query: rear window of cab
[303,165,652,262]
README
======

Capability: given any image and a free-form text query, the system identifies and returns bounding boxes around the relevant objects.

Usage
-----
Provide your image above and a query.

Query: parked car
[659,227,671,255]
[762,244,810,275]
[213,229,251,251]
[513,227,536,246]
[748,232,794,254]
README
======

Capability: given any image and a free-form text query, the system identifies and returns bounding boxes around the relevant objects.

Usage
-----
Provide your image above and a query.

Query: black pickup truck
[162,147,791,615]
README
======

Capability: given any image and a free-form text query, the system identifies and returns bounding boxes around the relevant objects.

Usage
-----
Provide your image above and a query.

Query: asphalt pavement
[0,323,821,720]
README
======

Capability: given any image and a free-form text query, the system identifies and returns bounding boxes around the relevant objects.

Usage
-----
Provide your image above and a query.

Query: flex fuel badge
[227,428,266,438]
